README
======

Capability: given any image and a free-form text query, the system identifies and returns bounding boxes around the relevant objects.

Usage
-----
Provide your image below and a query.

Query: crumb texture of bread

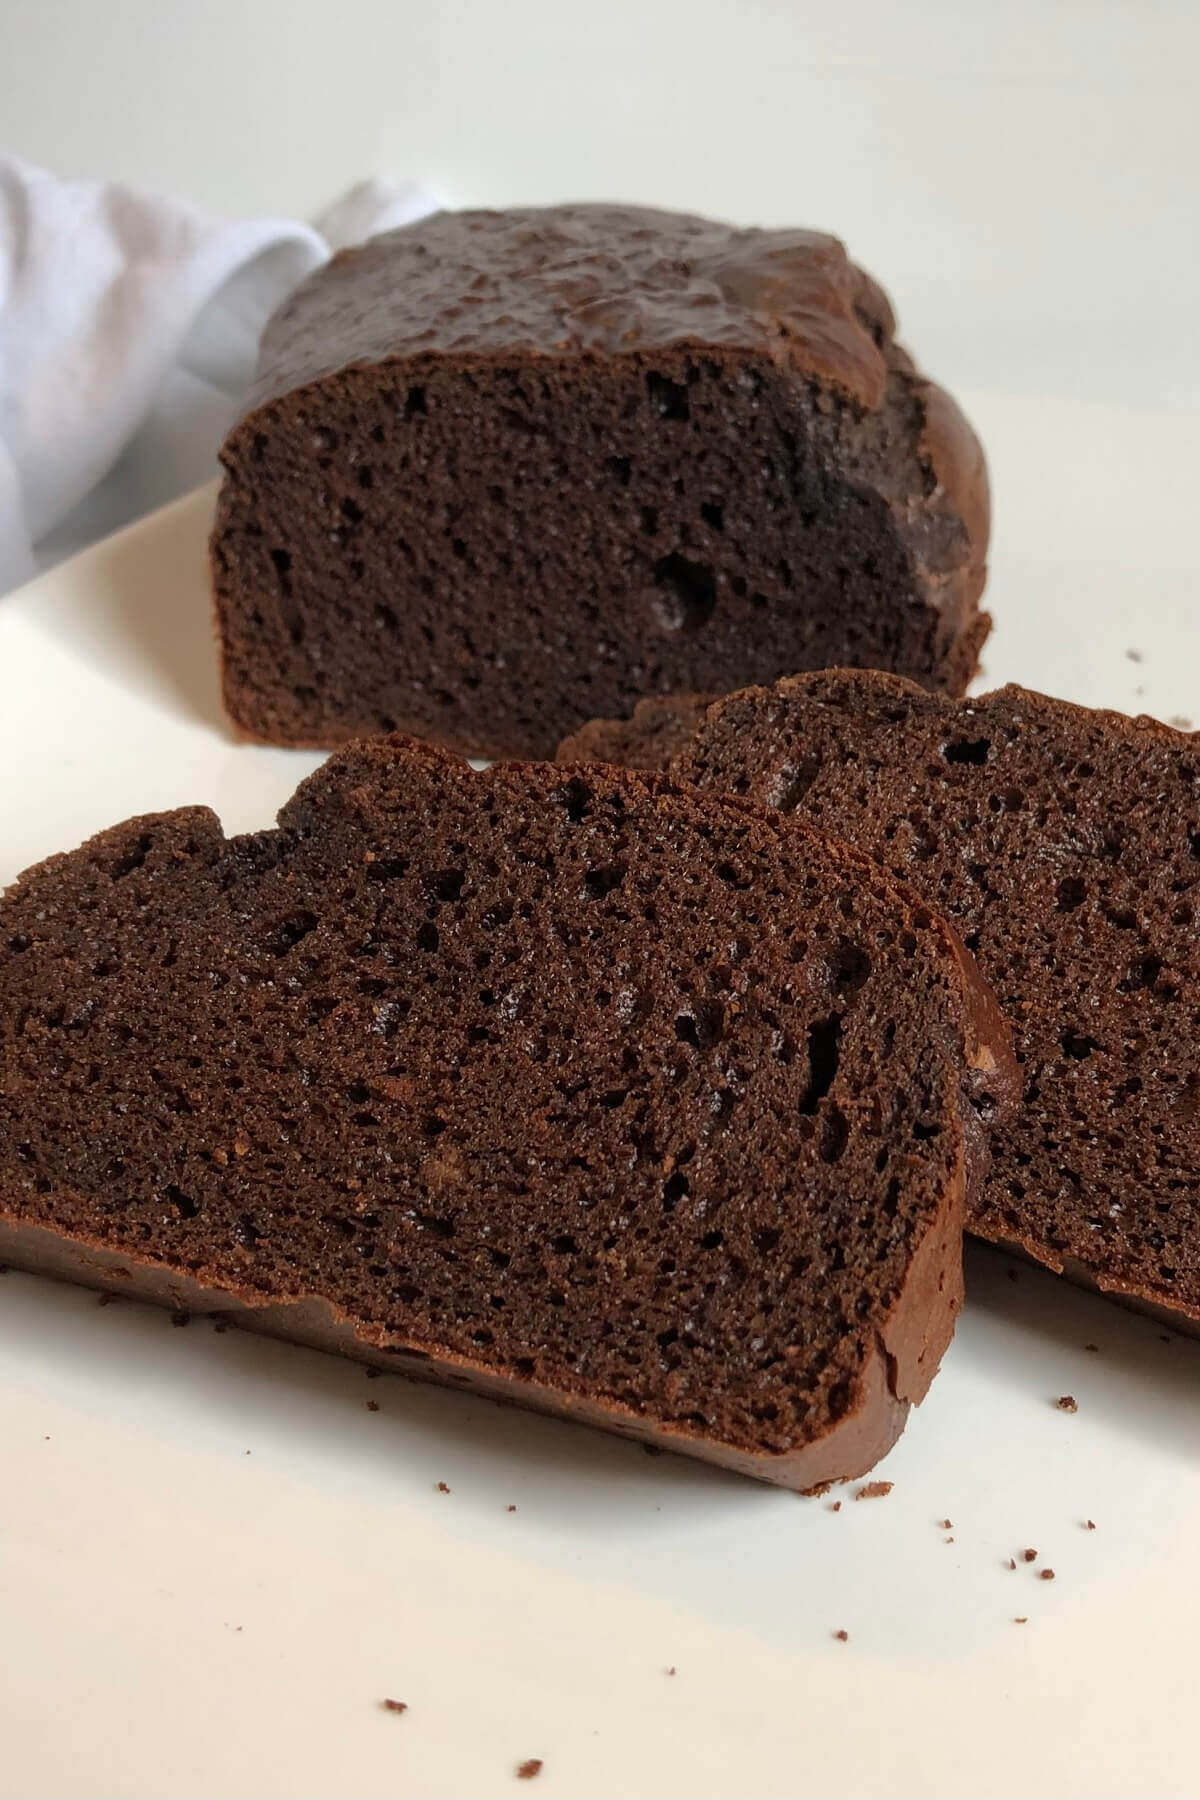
[0,737,1010,1488]
[557,695,719,771]
[672,671,1200,1325]
[212,205,989,760]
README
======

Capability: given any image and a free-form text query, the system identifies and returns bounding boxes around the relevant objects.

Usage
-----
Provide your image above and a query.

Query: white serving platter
[1,389,1198,1800]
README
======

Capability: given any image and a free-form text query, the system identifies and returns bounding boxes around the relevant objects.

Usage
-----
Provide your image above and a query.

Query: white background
[3,0,1199,412]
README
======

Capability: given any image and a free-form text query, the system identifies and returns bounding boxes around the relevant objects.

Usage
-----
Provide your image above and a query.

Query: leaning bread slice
[664,670,1200,1328]
[0,736,1013,1487]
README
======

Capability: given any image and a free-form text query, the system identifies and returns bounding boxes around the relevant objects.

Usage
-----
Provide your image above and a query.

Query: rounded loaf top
[249,203,894,414]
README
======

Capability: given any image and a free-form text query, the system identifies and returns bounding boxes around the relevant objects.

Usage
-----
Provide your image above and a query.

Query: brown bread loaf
[212,204,990,760]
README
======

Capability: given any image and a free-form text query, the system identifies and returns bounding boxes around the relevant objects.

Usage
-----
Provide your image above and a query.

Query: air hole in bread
[652,554,717,632]
[646,372,689,421]
[942,737,991,766]
[799,1016,841,1115]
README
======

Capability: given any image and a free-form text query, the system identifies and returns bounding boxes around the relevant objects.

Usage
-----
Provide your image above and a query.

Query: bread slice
[212,204,990,761]
[0,736,1014,1488]
[659,671,1200,1327]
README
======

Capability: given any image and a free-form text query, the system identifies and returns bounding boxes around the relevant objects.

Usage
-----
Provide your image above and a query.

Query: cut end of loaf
[212,205,989,760]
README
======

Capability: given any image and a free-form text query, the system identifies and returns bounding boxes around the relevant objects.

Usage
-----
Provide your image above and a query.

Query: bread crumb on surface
[436,1481,450,1494]
[1125,648,1143,662]
[833,1629,849,1642]
[1084,1343,1099,1353]
[366,1399,380,1412]
[1013,1617,1028,1625]
[944,1535,955,1543]
[828,1500,842,1512]
[855,1481,893,1501]
[1006,1268,1019,1283]
[1006,1558,1017,1571]
[170,1311,191,1328]
[1040,1568,1056,1581]
[516,1758,543,1780]
[938,1518,953,1530]
[1085,1519,1097,1531]
[665,1666,676,1676]
[507,1504,517,1512]
[1022,1548,1037,1563]
[1056,1395,1078,1412]
[381,1699,408,1715]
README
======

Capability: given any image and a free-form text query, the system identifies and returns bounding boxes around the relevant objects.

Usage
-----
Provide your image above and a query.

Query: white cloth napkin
[0,155,438,595]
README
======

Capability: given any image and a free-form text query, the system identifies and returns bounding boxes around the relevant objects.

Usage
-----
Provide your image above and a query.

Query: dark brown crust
[0,1055,992,1486]
[0,743,1014,1490]
[921,382,990,562]
[0,1210,920,1489]
[936,600,991,702]
[245,207,893,412]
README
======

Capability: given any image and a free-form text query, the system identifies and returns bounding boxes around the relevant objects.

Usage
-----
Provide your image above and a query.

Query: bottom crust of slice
[0,1210,923,1491]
